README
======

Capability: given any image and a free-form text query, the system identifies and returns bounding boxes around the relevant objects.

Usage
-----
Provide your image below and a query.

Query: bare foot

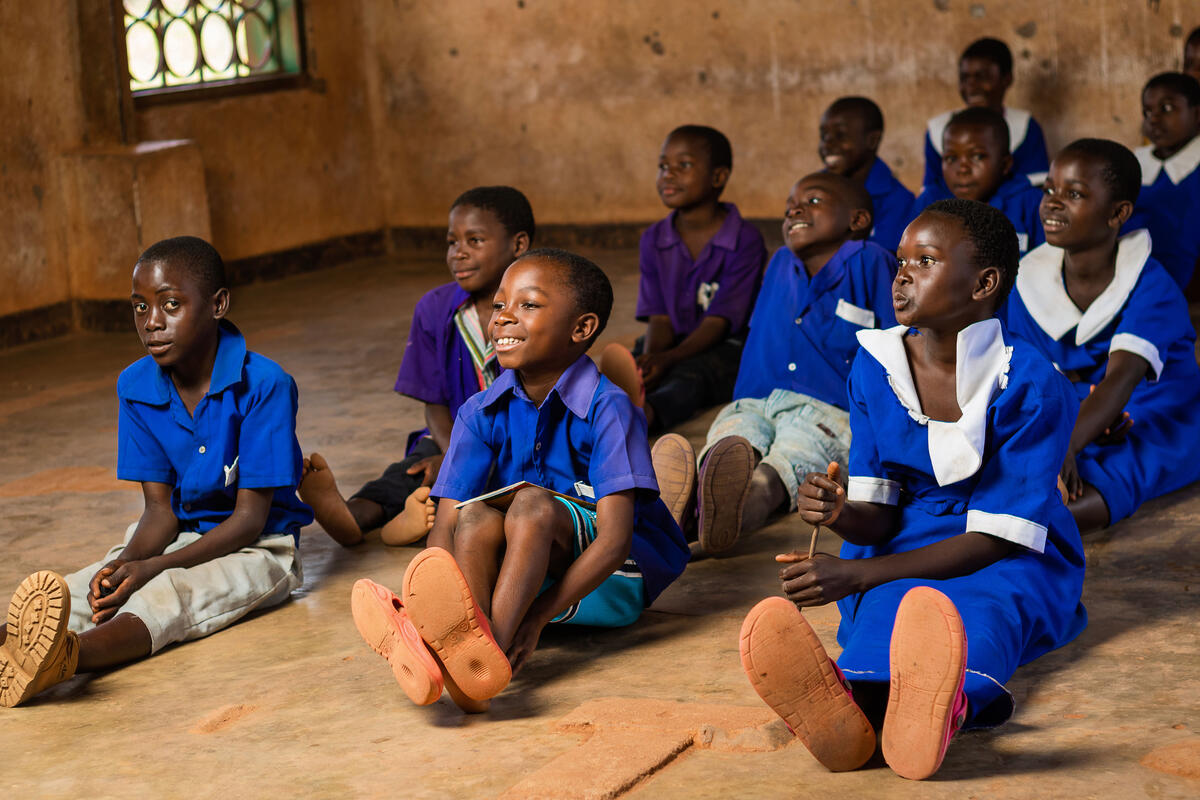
[298,453,364,546]
[381,487,436,546]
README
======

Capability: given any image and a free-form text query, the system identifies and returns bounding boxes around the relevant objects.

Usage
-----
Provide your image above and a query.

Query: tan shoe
[0,571,79,707]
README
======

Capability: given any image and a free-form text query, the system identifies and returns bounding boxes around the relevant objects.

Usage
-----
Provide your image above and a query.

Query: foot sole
[697,436,754,555]
[350,579,443,705]
[380,487,434,546]
[0,571,70,708]
[651,434,696,530]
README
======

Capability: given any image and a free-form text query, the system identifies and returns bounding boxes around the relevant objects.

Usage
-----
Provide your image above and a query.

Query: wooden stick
[807,524,820,559]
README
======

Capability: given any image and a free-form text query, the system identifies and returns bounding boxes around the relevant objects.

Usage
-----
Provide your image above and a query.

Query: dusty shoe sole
[740,596,875,772]
[697,436,755,555]
[351,578,443,705]
[597,343,645,408]
[0,571,70,708]
[651,433,696,530]
[882,587,966,780]
[401,547,511,701]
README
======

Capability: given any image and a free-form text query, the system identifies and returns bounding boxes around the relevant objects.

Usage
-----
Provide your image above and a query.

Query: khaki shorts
[64,523,302,653]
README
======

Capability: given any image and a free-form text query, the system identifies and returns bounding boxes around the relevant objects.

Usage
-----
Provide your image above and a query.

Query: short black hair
[136,236,226,297]
[1143,71,1200,107]
[827,96,884,134]
[517,248,613,343]
[667,125,733,170]
[946,106,1011,153]
[961,37,1013,76]
[451,185,536,243]
[924,199,1019,308]
[798,171,875,240]
[1186,26,1200,48]
[1057,138,1142,206]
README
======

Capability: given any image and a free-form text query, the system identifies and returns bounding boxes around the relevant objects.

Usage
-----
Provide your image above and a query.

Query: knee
[504,488,560,544]
[454,502,504,548]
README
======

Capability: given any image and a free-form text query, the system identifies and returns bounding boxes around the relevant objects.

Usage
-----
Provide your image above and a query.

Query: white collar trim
[1135,135,1200,185]
[1015,229,1151,344]
[856,319,1012,486]
[928,107,1031,156]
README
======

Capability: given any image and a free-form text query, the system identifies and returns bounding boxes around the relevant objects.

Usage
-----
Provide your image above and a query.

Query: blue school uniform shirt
[863,157,916,253]
[116,321,313,542]
[430,355,689,604]
[922,107,1050,193]
[910,172,1044,255]
[637,202,767,338]
[1126,136,1200,288]
[838,319,1086,725]
[1000,231,1200,522]
[394,282,506,452]
[733,239,897,409]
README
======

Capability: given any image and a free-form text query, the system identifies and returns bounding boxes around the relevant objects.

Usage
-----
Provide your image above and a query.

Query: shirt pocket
[834,299,876,329]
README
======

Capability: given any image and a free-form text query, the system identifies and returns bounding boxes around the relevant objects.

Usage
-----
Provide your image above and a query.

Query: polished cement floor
[1,250,1198,798]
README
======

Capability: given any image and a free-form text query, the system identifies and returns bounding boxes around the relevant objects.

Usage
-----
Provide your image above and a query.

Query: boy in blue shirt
[598,125,766,431]
[350,249,689,711]
[820,96,915,252]
[300,186,534,546]
[922,37,1049,195]
[0,237,312,708]
[659,172,896,556]
[912,107,1044,255]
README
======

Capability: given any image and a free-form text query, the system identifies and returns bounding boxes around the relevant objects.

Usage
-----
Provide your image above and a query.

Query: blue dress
[1001,230,1200,522]
[1126,138,1200,288]
[835,319,1087,727]
[922,107,1050,194]
[910,172,1045,255]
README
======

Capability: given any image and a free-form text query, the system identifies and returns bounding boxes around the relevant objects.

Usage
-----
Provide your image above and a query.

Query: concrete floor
[1,250,1198,799]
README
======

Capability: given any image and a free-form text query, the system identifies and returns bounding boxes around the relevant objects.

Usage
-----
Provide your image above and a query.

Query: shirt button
[535,442,542,450]
[794,316,803,325]
[788,362,797,371]
[183,503,192,511]
[198,445,206,454]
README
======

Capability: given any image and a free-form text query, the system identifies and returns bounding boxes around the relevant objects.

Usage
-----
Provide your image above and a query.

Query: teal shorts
[544,496,646,628]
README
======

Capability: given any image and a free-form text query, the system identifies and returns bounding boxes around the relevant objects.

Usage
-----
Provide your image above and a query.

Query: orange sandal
[350,578,443,705]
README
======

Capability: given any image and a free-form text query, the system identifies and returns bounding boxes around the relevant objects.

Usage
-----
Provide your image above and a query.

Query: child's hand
[505,614,547,676]
[634,352,675,389]
[405,453,445,487]
[796,462,845,526]
[1060,452,1084,502]
[87,561,124,612]
[776,553,864,606]
[89,558,163,623]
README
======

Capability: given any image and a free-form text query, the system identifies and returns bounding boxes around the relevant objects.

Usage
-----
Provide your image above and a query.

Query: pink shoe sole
[401,547,511,701]
[740,597,875,772]
[882,586,968,780]
[350,578,443,705]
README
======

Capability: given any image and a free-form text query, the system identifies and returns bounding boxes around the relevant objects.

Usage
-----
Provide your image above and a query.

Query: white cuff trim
[847,476,900,505]
[966,509,1047,553]
[1109,333,1163,381]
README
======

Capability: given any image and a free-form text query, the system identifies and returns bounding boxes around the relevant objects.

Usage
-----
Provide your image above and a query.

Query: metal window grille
[123,0,304,97]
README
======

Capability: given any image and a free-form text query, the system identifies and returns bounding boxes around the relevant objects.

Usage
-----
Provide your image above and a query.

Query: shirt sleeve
[236,369,304,490]
[701,227,767,333]
[635,227,668,322]
[587,391,659,499]
[1110,267,1192,381]
[1014,117,1051,175]
[394,293,449,405]
[845,355,900,505]
[116,397,175,485]
[429,397,495,502]
[965,365,1077,553]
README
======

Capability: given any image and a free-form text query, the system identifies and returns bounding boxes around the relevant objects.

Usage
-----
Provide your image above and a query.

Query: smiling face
[490,258,595,373]
[446,204,527,298]
[130,259,226,370]
[818,107,879,178]
[893,213,990,329]
[958,56,1011,110]
[941,122,1012,202]
[781,175,869,259]
[1039,152,1128,252]
[1141,86,1200,159]
[656,133,728,210]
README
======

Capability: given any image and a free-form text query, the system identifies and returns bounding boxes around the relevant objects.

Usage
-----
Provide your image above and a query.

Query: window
[122,0,305,102]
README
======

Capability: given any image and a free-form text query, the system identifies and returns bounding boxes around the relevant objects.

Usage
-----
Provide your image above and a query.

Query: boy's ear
[848,207,873,234]
[1109,199,1134,230]
[212,287,230,320]
[973,266,1002,303]
[1000,153,1014,178]
[711,166,731,191]
[511,232,531,258]
[1000,72,1014,93]
[570,311,600,345]
[865,129,882,151]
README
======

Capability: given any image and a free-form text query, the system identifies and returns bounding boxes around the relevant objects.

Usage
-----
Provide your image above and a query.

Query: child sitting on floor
[741,200,1087,781]
[657,172,896,556]
[299,186,534,546]
[922,36,1049,194]
[1002,139,1200,532]
[912,106,1044,255]
[598,125,767,431]
[349,249,690,711]
[0,237,313,707]
[820,96,915,252]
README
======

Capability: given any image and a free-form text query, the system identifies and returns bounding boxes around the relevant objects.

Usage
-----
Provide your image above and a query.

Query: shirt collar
[793,239,863,290]
[1015,229,1151,344]
[928,106,1031,156]
[479,353,599,419]
[1135,136,1200,185]
[856,319,1012,486]
[121,320,248,405]
[655,202,743,252]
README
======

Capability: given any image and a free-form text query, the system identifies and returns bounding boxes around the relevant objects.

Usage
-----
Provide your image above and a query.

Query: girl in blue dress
[1002,138,1200,532]
[740,199,1087,781]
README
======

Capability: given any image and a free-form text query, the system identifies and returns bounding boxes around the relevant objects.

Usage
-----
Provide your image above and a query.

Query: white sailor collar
[1135,135,1200,186]
[857,319,1012,486]
[1016,229,1151,345]
[928,107,1031,156]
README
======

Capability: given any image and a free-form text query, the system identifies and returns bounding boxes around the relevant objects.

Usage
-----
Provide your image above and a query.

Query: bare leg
[298,453,370,546]
[741,463,790,534]
[76,613,153,672]
[1069,484,1111,533]
[450,502,507,619]
[488,489,575,650]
